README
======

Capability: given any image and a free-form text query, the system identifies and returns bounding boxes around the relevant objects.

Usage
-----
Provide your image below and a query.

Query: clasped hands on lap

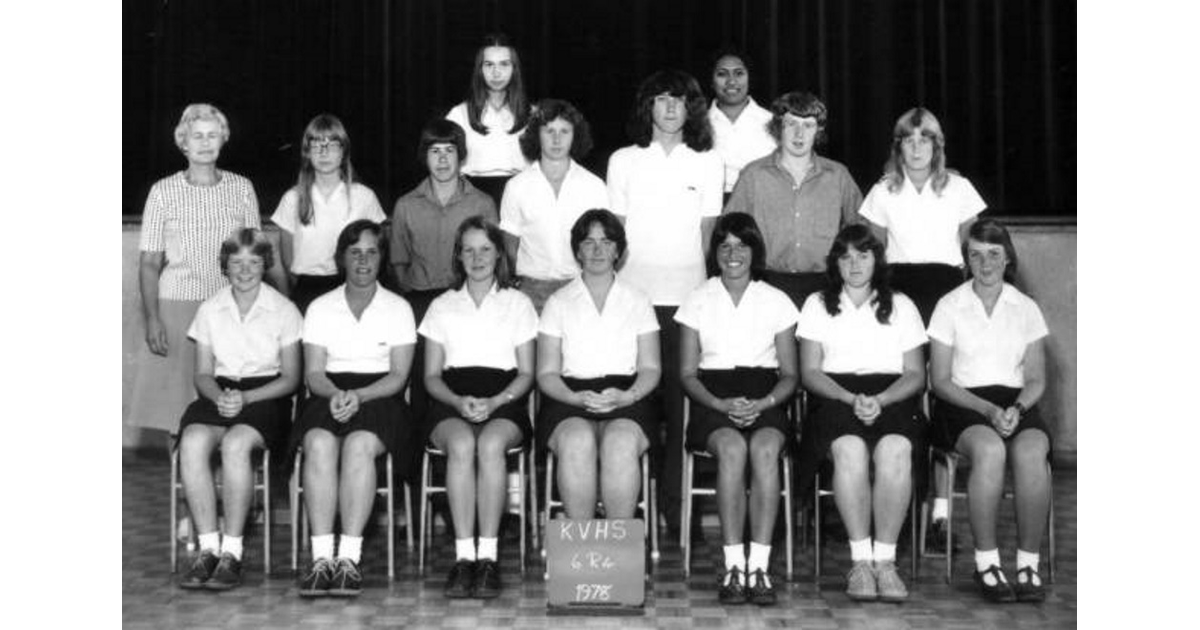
[574,388,634,414]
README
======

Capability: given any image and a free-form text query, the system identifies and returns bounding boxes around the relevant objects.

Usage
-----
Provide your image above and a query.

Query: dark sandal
[973,565,1016,603]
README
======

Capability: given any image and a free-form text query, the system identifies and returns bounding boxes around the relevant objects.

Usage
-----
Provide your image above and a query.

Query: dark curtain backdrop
[123,0,1075,219]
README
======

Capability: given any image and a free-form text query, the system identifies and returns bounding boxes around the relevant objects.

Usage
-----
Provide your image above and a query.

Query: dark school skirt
[291,274,343,315]
[289,372,417,481]
[686,367,792,451]
[796,373,928,499]
[465,175,513,209]
[888,263,964,326]
[762,269,828,312]
[177,375,293,453]
[424,367,532,445]
[537,375,659,450]
[931,385,1051,451]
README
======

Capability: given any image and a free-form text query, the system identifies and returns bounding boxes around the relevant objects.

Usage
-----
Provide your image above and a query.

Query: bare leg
[829,435,871,542]
[549,418,599,519]
[302,429,341,536]
[430,419,478,539]
[219,424,264,537]
[871,435,912,544]
[599,419,650,518]
[476,418,523,538]
[956,425,1007,551]
[707,428,748,545]
[338,431,387,536]
[748,427,784,545]
[180,424,226,535]
[1009,429,1051,553]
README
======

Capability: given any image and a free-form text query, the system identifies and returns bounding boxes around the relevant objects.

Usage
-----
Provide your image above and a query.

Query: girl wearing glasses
[445,33,532,207]
[271,113,385,313]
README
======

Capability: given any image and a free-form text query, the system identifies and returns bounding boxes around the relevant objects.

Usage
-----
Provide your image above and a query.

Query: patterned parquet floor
[123,450,1076,629]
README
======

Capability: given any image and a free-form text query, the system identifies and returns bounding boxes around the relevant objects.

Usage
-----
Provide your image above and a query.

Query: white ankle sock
[849,537,873,562]
[931,498,949,521]
[337,535,362,563]
[220,534,243,560]
[311,534,335,561]
[747,542,771,574]
[198,531,220,553]
[477,537,498,561]
[974,548,1002,573]
[723,544,746,571]
[1016,549,1040,584]
[873,541,897,563]
[456,538,477,561]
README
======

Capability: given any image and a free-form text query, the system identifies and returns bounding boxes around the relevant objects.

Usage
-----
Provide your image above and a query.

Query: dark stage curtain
[123,0,1075,219]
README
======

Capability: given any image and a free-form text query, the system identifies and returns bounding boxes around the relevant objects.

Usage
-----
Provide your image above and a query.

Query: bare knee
[1009,430,1050,476]
[830,435,869,476]
[551,420,597,465]
[220,427,261,463]
[445,431,478,463]
[600,422,645,468]
[748,429,784,472]
[961,428,1007,471]
[341,431,383,467]
[873,435,912,476]
[180,425,218,467]
[709,431,747,468]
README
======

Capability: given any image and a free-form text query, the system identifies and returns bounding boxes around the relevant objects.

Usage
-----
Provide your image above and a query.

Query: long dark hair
[450,215,515,290]
[294,113,356,226]
[705,213,766,281]
[626,69,713,151]
[465,33,530,134]
[820,224,894,324]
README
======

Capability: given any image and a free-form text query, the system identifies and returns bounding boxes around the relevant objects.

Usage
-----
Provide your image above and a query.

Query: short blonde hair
[174,103,230,152]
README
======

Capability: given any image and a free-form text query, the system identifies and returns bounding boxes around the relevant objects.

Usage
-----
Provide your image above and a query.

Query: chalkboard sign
[545,518,645,612]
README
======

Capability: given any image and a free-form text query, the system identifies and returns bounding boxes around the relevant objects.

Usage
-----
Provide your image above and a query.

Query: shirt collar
[771,151,833,176]
[416,176,468,206]
[215,283,281,316]
[452,280,501,305]
[839,288,878,312]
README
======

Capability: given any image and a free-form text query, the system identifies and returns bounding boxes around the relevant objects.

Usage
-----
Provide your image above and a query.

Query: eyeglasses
[308,138,344,154]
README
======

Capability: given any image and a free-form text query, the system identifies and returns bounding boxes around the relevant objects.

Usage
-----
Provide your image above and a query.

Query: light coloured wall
[122,222,1078,460]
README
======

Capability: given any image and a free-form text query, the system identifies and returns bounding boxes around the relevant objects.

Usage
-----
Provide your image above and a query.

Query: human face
[343,231,382,288]
[480,46,514,94]
[901,129,934,173]
[780,113,819,159]
[966,239,1009,288]
[426,142,461,184]
[539,117,574,162]
[651,92,686,136]
[576,223,619,276]
[226,247,264,294]
[711,56,749,108]
[459,228,498,285]
[183,119,224,166]
[307,135,345,176]
[837,245,875,290]
[716,233,753,282]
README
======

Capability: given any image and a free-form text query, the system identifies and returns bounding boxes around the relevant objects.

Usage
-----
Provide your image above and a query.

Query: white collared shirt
[708,98,776,193]
[607,141,724,306]
[858,172,986,266]
[418,283,538,370]
[927,281,1048,388]
[499,160,610,280]
[271,181,386,276]
[187,283,303,378]
[303,284,416,373]
[797,290,927,374]
[675,277,799,369]
[446,102,530,177]
[539,276,660,378]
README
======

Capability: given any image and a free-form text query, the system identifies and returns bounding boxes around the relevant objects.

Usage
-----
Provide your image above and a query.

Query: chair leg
[170,444,179,573]
[1047,462,1056,584]
[518,451,527,574]
[419,452,431,574]
[681,453,693,579]
[528,450,539,553]
[783,455,794,582]
[909,491,918,581]
[945,454,956,584]
[542,455,554,560]
[645,454,659,562]
[813,472,822,584]
[290,452,301,572]
[405,482,415,552]
[386,455,395,580]
[262,450,271,575]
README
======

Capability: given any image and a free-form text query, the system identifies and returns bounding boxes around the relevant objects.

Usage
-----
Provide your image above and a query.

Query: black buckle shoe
[329,558,363,597]
[974,565,1016,603]
[747,568,776,606]
[445,560,476,599]
[180,550,219,589]
[298,558,335,597]
[718,566,747,605]
[1013,566,1046,602]
[206,552,243,590]
[473,559,502,599]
